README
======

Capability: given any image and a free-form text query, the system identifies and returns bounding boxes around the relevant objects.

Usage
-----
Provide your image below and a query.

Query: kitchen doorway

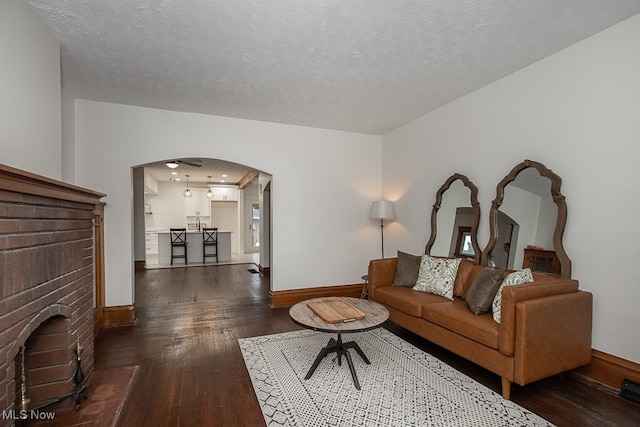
[134,158,270,270]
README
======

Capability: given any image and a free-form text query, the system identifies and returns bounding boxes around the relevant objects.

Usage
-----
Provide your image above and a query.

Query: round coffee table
[289,297,389,390]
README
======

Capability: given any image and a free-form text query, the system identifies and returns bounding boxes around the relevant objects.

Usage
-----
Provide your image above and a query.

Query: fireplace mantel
[0,163,105,204]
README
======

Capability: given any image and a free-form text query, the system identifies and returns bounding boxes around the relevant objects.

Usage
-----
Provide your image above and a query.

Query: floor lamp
[370,200,394,258]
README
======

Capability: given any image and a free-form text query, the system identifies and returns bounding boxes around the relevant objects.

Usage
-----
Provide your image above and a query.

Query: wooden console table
[522,248,560,275]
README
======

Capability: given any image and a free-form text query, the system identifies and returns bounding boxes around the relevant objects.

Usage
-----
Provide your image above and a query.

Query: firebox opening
[15,315,74,411]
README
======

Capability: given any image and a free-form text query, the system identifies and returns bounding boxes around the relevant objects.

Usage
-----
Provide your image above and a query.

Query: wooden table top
[289,297,389,333]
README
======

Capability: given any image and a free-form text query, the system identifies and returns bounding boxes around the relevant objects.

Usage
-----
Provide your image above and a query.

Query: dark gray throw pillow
[465,267,505,314]
[393,251,422,287]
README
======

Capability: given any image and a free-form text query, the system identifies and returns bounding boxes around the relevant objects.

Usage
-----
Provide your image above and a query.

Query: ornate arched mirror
[481,160,571,278]
[425,173,481,263]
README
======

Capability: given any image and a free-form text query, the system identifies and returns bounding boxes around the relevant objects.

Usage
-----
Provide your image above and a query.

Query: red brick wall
[0,165,104,420]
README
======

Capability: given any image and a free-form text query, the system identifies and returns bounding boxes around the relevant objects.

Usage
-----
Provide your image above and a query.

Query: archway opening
[132,158,272,274]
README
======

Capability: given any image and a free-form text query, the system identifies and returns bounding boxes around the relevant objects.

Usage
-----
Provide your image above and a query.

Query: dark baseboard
[270,283,363,308]
[575,349,640,391]
[95,305,137,335]
[135,260,145,271]
[259,264,270,278]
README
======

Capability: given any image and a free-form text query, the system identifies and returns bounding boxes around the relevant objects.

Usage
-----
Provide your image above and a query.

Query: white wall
[382,13,640,363]
[72,100,382,306]
[0,0,61,179]
[61,91,76,182]
[259,173,272,268]
[132,168,146,262]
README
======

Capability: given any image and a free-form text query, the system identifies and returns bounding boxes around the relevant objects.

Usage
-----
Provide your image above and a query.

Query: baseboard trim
[135,260,145,271]
[95,305,137,335]
[575,349,640,390]
[259,264,270,278]
[270,283,363,308]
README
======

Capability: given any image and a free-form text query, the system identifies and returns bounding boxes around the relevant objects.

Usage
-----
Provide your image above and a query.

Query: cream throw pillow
[491,268,533,323]
[413,255,461,300]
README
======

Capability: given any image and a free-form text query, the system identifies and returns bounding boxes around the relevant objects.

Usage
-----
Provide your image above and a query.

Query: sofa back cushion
[454,260,475,297]
[458,262,487,299]
[531,272,558,282]
[455,262,559,299]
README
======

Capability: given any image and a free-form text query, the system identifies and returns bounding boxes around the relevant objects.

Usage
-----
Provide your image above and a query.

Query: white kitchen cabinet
[209,186,238,201]
[185,189,211,217]
[145,231,158,255]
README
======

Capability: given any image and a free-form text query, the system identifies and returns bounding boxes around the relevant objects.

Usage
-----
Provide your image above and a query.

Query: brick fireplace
[0,164,105,420]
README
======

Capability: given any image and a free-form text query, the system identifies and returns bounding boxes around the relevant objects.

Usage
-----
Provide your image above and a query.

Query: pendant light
[206,176,213,198]
[183,175,192,198]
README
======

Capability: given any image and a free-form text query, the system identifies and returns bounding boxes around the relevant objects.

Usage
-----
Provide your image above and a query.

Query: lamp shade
[370,200,394,220]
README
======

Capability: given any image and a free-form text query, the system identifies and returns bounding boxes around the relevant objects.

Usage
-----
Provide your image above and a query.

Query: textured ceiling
[26,0,640,135]
[142,158,256,185]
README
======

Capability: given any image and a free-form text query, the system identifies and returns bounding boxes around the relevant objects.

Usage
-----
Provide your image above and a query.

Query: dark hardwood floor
[94,264,640,427]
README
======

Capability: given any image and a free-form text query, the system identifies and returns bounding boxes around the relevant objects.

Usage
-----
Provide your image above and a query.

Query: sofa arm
[513,291,592,385]
[367,258,397,299]
[499,279,580,356]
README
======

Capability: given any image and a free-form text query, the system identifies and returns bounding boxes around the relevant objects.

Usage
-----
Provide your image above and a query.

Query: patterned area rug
[239,329,553,427]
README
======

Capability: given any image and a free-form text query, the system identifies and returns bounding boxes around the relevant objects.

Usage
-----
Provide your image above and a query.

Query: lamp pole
[379,218,385,259]
[370,200,394,259]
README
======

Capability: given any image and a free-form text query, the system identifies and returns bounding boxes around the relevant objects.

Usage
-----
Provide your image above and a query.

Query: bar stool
[203,227,218,263]
[170,228,187,265]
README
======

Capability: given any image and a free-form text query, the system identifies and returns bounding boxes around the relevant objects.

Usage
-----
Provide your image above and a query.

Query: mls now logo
[2,409,56,420]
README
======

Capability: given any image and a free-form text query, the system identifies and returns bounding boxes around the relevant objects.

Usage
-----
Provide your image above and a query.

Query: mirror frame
[481,159,571,278]
[425,173,481,263]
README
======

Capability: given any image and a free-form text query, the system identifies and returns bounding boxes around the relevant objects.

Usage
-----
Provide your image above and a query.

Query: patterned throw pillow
[491,268,533,323]
[413,255,461,300]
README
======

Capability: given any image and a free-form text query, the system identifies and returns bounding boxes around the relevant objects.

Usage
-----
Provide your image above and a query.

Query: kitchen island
[157,230,232,265]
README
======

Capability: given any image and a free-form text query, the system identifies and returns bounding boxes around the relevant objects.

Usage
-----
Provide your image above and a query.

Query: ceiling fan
[165,159,202,169]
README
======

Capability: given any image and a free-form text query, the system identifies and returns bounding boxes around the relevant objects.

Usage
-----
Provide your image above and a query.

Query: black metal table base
[304,333,370,390]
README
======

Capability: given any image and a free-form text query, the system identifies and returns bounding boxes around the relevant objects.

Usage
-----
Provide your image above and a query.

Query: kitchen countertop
[156,230,233,264]
[155,230,233,234]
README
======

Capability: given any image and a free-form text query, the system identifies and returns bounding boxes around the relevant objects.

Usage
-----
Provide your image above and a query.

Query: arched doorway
[132,158,272,272]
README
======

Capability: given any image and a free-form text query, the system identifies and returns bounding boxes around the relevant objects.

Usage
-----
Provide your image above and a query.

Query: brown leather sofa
[368,257,593,399]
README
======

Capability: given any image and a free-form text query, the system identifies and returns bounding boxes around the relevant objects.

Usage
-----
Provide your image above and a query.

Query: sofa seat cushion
[374,286,450,317]
[421,298,500,349]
